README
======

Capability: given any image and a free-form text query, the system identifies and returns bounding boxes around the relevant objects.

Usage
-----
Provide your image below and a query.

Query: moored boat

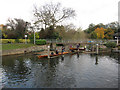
[37,52,69,59]
[70,47,85,50]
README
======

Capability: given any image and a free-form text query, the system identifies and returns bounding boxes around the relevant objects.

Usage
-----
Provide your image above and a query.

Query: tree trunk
[50,43,53,50]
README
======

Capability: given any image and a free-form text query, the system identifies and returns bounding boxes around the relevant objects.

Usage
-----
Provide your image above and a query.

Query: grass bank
[2,43,36,50]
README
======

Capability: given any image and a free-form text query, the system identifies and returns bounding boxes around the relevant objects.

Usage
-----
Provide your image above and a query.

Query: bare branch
[33,2,76,29]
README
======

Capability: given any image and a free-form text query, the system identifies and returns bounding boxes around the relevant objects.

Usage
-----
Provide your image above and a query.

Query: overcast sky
[0,0,119,29]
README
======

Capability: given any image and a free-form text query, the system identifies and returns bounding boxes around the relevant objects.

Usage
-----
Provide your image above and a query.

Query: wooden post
[92,44,94,51]
[84,45,86,51]
[96,44,98,54]
[48,46,50,58]
[115,37,119,46]
[50,43,53,50]
[117,37,118,46]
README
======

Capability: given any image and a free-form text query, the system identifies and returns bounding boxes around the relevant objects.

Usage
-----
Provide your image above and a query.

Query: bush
[2,39,9,44]
[18,39,26,43]
[35,39,46,45]
[2,39,15,43]
[18,39,30,43]
[15,39,19,43]
[30,39,34,43]
[27,39,30,43]
[8,39,15,43]
[118,46,120,49]
[105,42,116,48]
[2,39,30,44]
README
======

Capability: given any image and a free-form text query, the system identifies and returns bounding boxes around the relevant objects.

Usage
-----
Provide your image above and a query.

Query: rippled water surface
[1,52,119,88]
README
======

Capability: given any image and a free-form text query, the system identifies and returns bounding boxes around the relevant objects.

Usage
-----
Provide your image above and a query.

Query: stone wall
[2,44,79,56]
[2,45,47,56]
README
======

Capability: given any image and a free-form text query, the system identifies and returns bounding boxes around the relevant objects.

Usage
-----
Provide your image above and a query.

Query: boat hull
[70,48,85,50]
[37,52,69,58]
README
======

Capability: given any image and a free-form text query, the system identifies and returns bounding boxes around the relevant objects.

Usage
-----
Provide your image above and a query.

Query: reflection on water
[77,53,79,58]
[0,68,3,89]
[61,56,64,61]
[95,55,98,65]
[1,53,119,88]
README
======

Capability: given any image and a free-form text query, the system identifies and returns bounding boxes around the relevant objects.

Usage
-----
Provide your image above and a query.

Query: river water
[0,52,119,88]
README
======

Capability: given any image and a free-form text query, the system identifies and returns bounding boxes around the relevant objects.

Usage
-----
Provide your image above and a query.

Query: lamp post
[48,46,50,58]
[34,30,35,45]
[24,22,28,44]
[31,25,36,45]
[33,24,38,45]
[25,35,27,44]
[96,44,98,54]
[115,36,118,46]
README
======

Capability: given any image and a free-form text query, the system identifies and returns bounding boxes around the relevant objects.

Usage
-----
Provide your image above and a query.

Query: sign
[48,46,50,48]
[25,35,27,37]
[88,41,94,43]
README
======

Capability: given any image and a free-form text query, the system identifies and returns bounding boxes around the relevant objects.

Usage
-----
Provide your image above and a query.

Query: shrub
[18,39,30,43]
[30,39,34,43]
[18,39,26,43]
[15,39,19,43]
[2,39,15,43]
[8,39,15,43]
[27,39,30,43]
[2,39,30,44]
[35,39,46,45]
[2,39,9,44]
[105,42,116,48]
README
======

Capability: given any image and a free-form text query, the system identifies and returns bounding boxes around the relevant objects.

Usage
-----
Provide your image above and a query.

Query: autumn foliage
[104,28,114,39]
[94,27,106,39]
[85,22,118,39]
[92,27,114,39]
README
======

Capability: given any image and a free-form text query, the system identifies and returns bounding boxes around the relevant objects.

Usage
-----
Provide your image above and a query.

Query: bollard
[96,44,98,54]
[48,46,50,58]
[84,45,86,51]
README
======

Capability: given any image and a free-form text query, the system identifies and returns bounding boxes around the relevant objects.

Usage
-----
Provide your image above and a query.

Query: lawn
[2,43,36,50]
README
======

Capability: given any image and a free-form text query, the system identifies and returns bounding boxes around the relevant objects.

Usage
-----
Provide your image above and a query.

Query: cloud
[0,0,119,29]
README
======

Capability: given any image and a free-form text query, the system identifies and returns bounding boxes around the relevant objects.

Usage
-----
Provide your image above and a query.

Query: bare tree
[33,2,76,29]
[6,18,30,39]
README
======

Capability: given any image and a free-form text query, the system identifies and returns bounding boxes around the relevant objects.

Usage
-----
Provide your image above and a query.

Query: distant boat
[69,47,85,51]
[37,52,69,59]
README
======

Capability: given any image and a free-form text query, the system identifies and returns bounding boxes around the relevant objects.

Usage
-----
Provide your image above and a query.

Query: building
[0,24,4,30]
[0,24,11,30]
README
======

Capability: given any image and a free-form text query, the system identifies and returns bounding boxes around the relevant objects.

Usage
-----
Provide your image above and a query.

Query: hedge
[35,40,46,45]
[9,39,15,43]
[2,39,30,43]
[105,42,116,48]
[2,39,15,44]
[118,46,120,49]
[30,39,34,43]
[18,39,30,43]
[2,39,9,44]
